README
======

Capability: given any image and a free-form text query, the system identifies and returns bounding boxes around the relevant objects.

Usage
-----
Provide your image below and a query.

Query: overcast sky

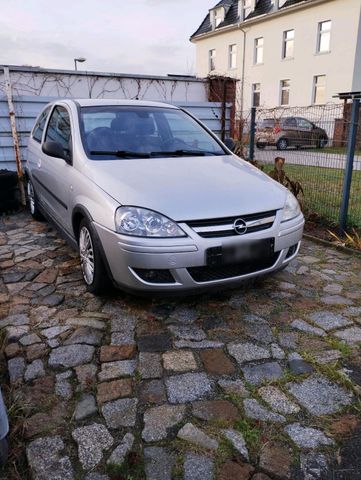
[0,0,215,75]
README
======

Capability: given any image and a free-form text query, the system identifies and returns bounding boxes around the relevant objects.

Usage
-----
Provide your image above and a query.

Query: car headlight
[115,206,186,237]
[281,191,301,222]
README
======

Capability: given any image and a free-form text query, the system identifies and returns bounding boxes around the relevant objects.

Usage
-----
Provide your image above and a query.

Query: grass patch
[261,162,361,227]
[326,337,353,357]
[234,419,261,454]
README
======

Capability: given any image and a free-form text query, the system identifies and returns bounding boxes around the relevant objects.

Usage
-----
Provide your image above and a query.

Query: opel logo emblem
[233,218,247,235]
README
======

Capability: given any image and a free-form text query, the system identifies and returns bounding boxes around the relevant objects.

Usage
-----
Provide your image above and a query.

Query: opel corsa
[26,100,304,294]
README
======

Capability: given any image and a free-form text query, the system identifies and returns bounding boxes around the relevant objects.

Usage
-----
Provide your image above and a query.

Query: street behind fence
[240,102,361,229]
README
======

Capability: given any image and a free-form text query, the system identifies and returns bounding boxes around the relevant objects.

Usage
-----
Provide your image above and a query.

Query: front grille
[186,210,277,238]
[188,253,280,283]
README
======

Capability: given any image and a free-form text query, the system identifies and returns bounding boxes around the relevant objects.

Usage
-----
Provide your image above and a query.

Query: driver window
[297,118,312,130]
[45,106,72,161]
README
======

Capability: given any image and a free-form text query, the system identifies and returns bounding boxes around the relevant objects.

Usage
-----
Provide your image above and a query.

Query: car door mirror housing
[224,138,236,152]
[42,141,70,162]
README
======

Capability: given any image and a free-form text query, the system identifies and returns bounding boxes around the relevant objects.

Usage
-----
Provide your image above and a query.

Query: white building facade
[191,0,361,112]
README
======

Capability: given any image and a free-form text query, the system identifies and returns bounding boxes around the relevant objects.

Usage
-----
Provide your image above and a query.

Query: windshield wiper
[90,150,151,158]
[150,149,219,157]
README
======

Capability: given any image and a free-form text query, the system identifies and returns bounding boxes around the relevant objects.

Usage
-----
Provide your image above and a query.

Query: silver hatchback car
[26,99,304,294]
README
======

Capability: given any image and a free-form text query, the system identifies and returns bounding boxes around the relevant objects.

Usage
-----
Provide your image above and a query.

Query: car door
[37,105,74,233]
[281,117,299,146]
[27,105,52,198]
[296,117,314,147]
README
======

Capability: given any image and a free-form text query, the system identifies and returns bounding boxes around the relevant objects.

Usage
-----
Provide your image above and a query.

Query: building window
[252,83,261,107]
[214,8,223,28]
[317,20,331,53]
[254,37,264,64]
[313,75,326,104]
[282,29,294,59]
[241,0,252,20]
[280,79,290,105]
[209,49,216,72]
[229,44,237,69]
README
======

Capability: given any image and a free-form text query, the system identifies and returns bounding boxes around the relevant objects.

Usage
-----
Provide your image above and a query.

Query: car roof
[60,99,179,109]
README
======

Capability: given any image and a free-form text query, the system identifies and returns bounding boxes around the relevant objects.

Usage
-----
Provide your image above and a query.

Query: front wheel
[317,137,328,149]
[256,142,266,150]
[276,138,288,151]
[78,219,111,295]
[27,179,43,220]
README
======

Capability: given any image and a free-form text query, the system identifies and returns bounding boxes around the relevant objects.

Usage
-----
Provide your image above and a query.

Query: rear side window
[260,119,275,128]
[45,106,72,161]
[282,117,297,128]
[32,106,51,143]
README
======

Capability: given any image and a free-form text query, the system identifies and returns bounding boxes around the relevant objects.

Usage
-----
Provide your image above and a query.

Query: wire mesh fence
[237,103,361,229]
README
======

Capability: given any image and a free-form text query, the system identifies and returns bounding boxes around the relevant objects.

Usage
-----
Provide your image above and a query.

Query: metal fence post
[249,106,256,161]
[339,98,360,233]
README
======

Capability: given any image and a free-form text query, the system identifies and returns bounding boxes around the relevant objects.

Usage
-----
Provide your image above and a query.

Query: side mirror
[224,138,236,152]
[42,141,71,163]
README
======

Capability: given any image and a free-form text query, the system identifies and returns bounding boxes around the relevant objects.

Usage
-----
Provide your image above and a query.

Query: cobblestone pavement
[1,212,361,480]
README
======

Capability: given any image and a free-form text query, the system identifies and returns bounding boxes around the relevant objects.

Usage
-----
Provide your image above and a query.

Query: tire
[317,137,328,149]
[256,142,266,150]
[276,138,288,151]
[78,218,111,295]
[27,179,43,220]
[0,437,8,466]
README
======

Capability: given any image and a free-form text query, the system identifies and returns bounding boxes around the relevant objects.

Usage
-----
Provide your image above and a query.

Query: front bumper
[94,211,304,293]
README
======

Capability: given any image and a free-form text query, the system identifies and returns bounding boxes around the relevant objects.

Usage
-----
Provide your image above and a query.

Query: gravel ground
[1,211,361,480]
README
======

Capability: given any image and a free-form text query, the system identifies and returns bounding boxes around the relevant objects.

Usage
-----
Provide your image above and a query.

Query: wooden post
[3,66,26,206]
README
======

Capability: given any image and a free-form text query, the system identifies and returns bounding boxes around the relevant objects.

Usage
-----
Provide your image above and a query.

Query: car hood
[84,155,287,221]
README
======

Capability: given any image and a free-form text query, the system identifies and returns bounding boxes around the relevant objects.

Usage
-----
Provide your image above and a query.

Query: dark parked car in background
[256,116,329,150]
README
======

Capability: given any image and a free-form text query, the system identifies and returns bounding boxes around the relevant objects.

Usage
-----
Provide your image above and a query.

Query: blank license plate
[206,238,274,267]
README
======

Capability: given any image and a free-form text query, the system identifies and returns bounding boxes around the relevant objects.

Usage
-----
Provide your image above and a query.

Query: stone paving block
[72,423,114,470]
[242,362,283,385]
[144,447,176,480]
[222,429,249,460]
[98,360,137,381]
[291,319,326,337]
[166,372,213,403]
[200,348,236,375]
[278,332,298,349]
[139,380,166,405]
[99,345,136,362]
[192,400,239,422]
[97,379,133,405]
[218,378,250,397]
[139,352,163,379]
[142,404,186,442]
[334,326,361,344]
[218,461,254,480]
[27,435,74,480]
[138,333,172,352]
[168,325,206,341]
[287,374,353,416]
[49,344,95,368]
[259,442,292,479]
[55,371,73,400]
[227,342,271,365]
[0,313,29,328]
[107,433,134,466]
[321,295,354,306]
[74,394,97,421]
[110,331,135,346]
[271,343,286,359]
[175,339,224,349]
[258,386,300,414]
[6,325,29,341]
[184,452,214,480]
[313,349,342,364]
[20,333,41,346]
[8,356,25,384]
[177,422,218,450]
[163,350,197,372]
[75,363,97,390]
[299,452,329,480]
[66,317,106,330]
[169,306,198,324]
[243,399,286,423]
[24,359,45,382]
[284,423,334,449]
[102,398,138,428]
[245,323,275,345]
[308,311,352,331]
[64,327,103,346]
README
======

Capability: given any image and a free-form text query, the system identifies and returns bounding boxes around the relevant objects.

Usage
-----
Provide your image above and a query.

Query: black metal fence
[238,101,361,230]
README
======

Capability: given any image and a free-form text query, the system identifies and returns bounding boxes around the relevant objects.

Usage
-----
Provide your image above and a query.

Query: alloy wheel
[27,181,35,215]
[79,226,95,285]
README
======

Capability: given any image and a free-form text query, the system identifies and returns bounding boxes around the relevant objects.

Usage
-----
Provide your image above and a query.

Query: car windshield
[79,106,228,159]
